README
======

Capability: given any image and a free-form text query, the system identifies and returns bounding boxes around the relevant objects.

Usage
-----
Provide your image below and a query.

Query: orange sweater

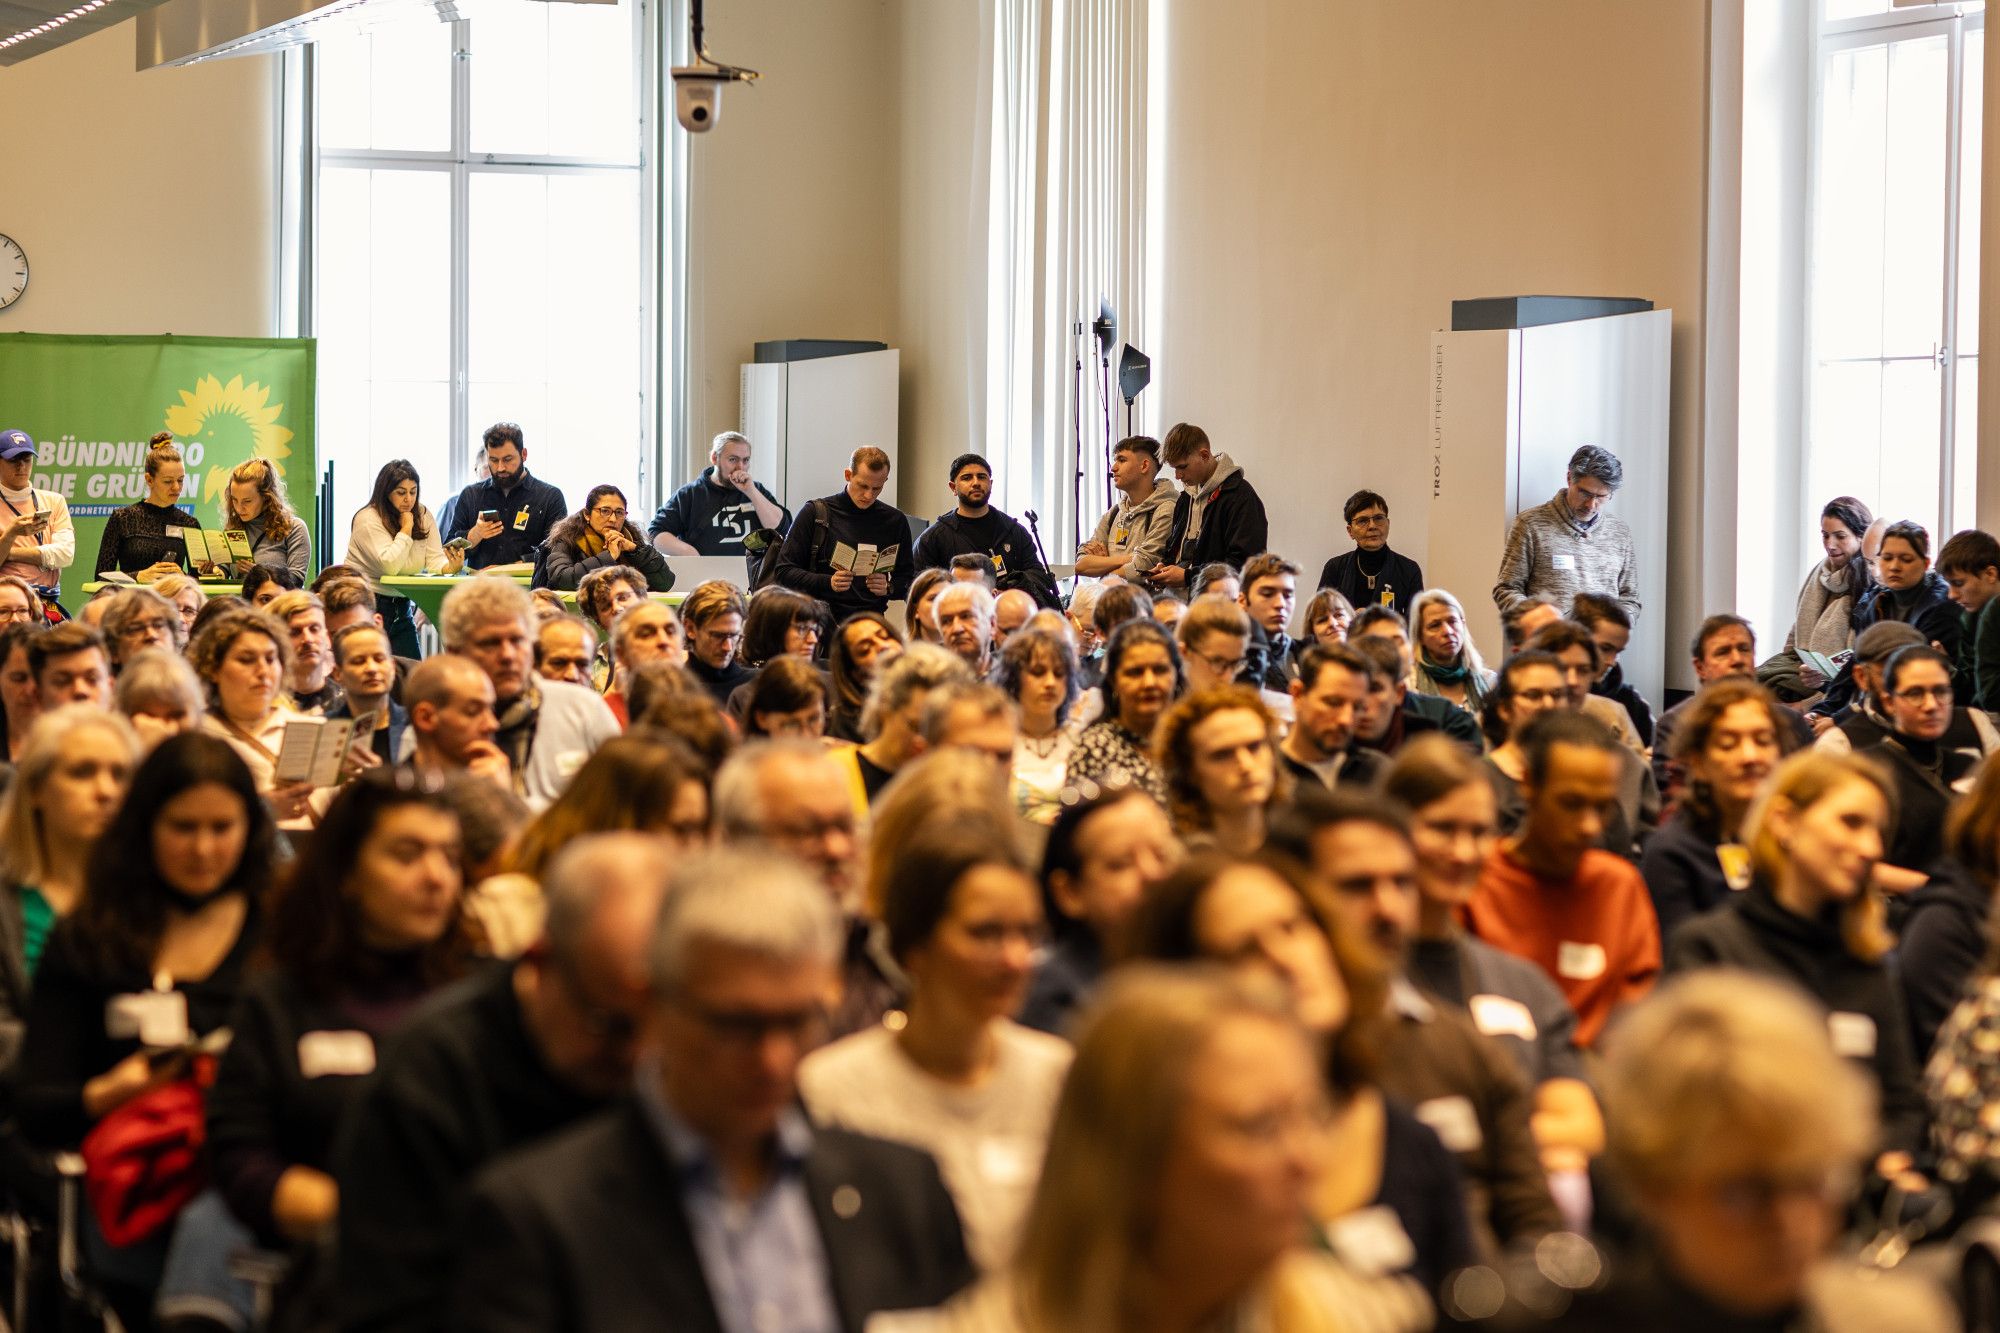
[1465,844,1660,1048]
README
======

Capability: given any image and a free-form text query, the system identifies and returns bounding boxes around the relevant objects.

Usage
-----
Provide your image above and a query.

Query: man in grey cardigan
[1493,445,1641,627]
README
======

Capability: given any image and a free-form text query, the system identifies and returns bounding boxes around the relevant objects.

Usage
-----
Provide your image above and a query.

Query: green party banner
[0,333,317,610]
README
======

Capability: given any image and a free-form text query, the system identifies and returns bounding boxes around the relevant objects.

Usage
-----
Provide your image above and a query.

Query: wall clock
[0,235,25,311]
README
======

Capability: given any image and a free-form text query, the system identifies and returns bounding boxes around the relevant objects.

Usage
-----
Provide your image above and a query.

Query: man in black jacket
[1149,422,1268,593]
[1317,489,1424,617]
[910,452,1052,586]
[445,422,569,569]
[773,446,914,619]
[447,848,974,1333]
[336,834,673,1333]
[649,430,791,557]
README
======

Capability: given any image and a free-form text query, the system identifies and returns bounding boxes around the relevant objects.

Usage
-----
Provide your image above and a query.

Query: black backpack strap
[808,499,832,567]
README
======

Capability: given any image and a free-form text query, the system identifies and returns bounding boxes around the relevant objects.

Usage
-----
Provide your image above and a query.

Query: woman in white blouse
[997,626,1083,825]
[800,806,1071,1272]
[344,460,462,658]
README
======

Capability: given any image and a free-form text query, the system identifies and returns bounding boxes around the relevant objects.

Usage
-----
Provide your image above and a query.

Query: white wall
[0,22,278,338]
[1152,0,1709,683]
[682,0,903,500]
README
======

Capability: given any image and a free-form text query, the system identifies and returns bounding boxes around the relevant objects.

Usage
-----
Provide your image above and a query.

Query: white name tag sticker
[1325,1205,1417,1276]
[1551,552,1577,571]
[163,526,184,539]
[1469,993,1538,1042]
[297,1030,376,1079]
[1556,941,1607,981]
[1415,1095,1484,1154]
[1828,1011,1878,1060]
[975,1136,1037,1187]
[106,989,189,1048]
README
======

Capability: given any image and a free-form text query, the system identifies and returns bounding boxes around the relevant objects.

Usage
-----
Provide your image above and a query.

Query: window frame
[290,1,665,512]
[1803,0,1984,536]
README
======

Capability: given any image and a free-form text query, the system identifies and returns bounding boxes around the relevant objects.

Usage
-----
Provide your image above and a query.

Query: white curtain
[978,0,1153,561]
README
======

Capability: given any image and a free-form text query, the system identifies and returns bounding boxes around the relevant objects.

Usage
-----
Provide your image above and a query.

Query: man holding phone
[444,423,567,570]
[0,429,74,594]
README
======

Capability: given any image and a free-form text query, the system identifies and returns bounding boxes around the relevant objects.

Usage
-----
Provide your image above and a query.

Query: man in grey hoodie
[1493,445,1640,627]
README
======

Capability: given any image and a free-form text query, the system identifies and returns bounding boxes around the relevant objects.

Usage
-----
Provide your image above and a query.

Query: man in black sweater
[445,423,569,569]
[772,446,914,619]
[910,452,1053,584]
[681,579,754,705]
[446,848,974,1332]
[649,430,791,557]
[335,834,673,1333]
[1318,489,1425,617]
[1149,422,1269,594]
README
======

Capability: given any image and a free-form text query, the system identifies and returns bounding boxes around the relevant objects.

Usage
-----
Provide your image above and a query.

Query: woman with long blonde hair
[0,705,141,1071]
[1664,749,1923,1180]
[1407,589,1495,712]
[880,966,1427,1333]
[223,457,311,581]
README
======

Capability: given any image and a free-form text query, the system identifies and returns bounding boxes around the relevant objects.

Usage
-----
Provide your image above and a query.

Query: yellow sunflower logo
[161,375,296,505]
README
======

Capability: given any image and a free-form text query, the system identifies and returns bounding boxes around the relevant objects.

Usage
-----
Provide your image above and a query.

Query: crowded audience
[0,416,1995,1330]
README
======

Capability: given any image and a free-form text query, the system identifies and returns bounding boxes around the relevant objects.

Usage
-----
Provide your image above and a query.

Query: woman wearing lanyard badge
[94,434,202,583]
[14,735,275,1324]
[0,429,73,596]
[1640,679,1795,941]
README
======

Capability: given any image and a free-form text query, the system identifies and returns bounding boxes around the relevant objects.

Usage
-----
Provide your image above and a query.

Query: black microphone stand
[1023,509,1061,603]
[1071,320,1086,557]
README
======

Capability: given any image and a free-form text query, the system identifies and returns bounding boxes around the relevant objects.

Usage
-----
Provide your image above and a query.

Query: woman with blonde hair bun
[877,966,1429,1333]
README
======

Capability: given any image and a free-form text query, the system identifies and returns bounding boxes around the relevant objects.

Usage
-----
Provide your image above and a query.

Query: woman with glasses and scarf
[535,484,675,593]
[1857,645,2000,888]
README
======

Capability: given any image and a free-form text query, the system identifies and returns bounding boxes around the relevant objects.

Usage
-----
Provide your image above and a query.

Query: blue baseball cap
[0,430,34,461]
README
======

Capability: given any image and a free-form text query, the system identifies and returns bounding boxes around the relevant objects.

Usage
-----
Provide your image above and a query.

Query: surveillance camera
[673,69,725,133]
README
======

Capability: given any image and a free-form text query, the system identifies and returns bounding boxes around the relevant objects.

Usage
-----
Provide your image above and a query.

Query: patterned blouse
[1926,973,2000,1184]
[1066,719,1166,807]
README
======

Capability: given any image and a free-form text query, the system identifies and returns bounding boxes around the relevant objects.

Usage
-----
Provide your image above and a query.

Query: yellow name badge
[1378,588,1394,607]
[513,508,531,531]
[1716,843,1753,891]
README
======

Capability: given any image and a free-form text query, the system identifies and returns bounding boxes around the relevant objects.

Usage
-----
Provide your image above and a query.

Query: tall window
[1808,0,1981,539]
[982,0,1154,558]
[311,1,653,537]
